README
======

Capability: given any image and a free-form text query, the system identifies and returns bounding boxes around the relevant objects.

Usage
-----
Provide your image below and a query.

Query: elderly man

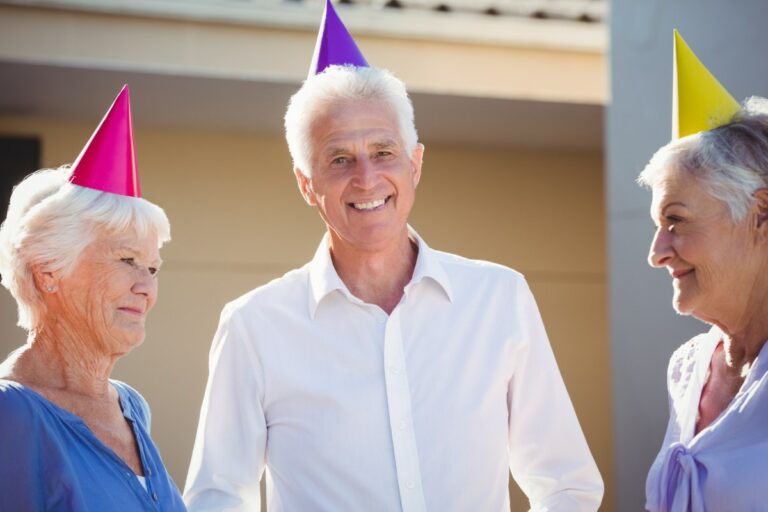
[184,2,602,511]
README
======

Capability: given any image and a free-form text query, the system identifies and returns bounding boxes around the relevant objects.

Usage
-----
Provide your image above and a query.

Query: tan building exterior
[0,1,612,509]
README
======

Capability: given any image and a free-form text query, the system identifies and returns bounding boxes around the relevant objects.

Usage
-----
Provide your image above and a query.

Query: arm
[507,278,604,511]
[0,385,45,511]
[184,304,267,511]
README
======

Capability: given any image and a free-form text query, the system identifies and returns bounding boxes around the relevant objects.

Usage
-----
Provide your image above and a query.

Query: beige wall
[0,4,606,105]
[0,116,613,510]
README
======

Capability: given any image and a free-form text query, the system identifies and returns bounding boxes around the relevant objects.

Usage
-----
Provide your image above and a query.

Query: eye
[664,215,684,232]
[331,156,350,165]
[148,266,159,276]
[121,257,136,267]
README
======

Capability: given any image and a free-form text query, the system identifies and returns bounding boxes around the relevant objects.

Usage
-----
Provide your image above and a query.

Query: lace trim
[668,337,702,405]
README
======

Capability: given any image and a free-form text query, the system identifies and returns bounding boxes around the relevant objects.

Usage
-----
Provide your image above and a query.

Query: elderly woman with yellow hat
[0,87,186,511]
[641,32,768,511]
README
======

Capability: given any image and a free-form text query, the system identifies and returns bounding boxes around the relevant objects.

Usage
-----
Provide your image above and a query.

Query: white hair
[638,96,768,221]
[284,65,418,177]
[0,166,171,332]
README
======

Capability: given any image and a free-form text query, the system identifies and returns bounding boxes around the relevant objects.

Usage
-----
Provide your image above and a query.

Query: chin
[672,296,712,323]
[117,330,146,352]
[671,294,695,316]
[348,228,401,251]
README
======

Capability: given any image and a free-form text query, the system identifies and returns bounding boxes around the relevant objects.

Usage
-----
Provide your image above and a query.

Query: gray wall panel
[609,0,768,508]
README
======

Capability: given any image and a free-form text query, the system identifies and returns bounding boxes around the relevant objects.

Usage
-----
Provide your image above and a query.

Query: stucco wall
[0,116,611,509]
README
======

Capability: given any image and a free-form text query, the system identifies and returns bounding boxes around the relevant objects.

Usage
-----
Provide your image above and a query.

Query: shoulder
[222,264,310,320]
[430,249,531,308]
[427,249,538,325]
[0,379,35,411]
[431,248,526,288]
[667,331,711,401]
[0,380,42,440]
[111,380,152,429]
[0,381,47,507]
[209,265,311,363]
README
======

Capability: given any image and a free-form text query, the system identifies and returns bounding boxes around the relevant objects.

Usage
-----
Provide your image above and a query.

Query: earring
[46,286,56,293]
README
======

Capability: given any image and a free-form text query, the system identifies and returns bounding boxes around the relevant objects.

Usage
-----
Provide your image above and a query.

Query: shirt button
[406,481,415,489]
[147,468,152,476]
[390,366,400,374]
[398,420,407,430]
[152,492,158,502]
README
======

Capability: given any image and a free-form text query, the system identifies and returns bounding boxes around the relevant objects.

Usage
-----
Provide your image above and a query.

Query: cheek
[101,268,135,300]
[397,180,417,205]
[698,247,736,280]
[92,265,119,292]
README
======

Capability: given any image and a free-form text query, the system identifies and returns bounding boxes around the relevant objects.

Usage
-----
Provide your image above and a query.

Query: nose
[132,268,158,309]
[351,156,378,189]
[648,227,674,268]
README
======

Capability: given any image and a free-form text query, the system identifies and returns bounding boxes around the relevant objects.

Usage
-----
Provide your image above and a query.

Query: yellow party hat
[673,29,740,138]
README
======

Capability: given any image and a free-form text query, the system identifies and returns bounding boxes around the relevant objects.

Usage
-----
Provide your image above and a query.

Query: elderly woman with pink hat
[0,86,185,511]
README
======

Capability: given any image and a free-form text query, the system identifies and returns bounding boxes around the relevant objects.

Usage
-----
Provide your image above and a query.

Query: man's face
[295,99,423,254]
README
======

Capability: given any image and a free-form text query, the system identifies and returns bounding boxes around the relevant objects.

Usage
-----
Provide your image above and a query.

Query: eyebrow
[325,147,348,158]
[661,202,686,215]
[117,246,163,266]
[371,139,398,150]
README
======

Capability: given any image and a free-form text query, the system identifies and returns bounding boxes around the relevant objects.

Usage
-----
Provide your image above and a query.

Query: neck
[18,319,116,398]
[329,229,418,314]
[713,296,768,377]
[718,327,767,378]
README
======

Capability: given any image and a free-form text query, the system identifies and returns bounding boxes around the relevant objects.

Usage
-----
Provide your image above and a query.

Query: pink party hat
[69,85,140,197]
[308,0,368,77]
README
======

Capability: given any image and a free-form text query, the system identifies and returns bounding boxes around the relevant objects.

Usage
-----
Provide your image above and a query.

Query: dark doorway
[0,136,41,220]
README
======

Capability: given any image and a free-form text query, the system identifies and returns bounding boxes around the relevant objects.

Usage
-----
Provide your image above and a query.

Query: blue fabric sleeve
[0,384,45,511]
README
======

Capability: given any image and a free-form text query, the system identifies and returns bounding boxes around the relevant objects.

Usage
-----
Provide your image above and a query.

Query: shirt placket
[383,307,427,512]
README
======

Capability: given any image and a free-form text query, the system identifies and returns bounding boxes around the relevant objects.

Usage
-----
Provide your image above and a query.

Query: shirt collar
[307,226,453,319]
[406,227,453,302]
[308,232,348,318]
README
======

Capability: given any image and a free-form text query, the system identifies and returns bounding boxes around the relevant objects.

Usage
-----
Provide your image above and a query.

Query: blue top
[646,326,768,511]
[0,379,186,511]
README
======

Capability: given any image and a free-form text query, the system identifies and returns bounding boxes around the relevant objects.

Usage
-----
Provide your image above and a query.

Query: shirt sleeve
[184,303,267,511]
[506,278,604,511]
[0,386,46,511]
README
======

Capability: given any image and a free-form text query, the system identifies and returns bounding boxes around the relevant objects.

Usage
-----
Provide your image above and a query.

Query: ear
[294,168,317,206]
[754,188,768,228]
[410,143,425,188]
[31,263,59,294]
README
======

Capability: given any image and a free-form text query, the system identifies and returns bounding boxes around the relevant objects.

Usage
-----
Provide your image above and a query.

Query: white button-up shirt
[184,231,603,511]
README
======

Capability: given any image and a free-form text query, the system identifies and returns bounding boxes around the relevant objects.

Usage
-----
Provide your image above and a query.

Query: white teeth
[352,198,386,210]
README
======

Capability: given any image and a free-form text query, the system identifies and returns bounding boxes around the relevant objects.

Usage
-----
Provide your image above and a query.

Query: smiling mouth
[349,195,392,211]
[118,307,145,316]
[672,269,694,279]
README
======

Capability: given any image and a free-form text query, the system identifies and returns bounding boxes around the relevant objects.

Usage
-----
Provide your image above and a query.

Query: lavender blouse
[646,326,768,511]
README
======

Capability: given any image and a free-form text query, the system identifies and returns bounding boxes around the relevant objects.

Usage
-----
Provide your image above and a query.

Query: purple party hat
[308,0,368,77]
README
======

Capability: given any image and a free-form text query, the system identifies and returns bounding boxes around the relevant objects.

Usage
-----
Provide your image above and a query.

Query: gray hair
[284,65,418,177]
[0,166,171,332]
[638,96,768,220]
